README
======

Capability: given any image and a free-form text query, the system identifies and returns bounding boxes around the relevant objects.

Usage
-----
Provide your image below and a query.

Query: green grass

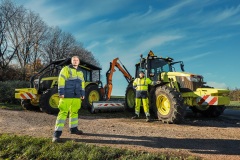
[0,134,200,160]
[228,101,240,106]
[227,101,240,110]
[0,103,23,110]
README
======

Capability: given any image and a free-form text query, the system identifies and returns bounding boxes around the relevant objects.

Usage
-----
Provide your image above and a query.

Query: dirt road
[0,108,239,160]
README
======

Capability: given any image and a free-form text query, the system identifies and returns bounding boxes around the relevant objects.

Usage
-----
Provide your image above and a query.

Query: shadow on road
[61,133,240,156]
[182,109,240,128]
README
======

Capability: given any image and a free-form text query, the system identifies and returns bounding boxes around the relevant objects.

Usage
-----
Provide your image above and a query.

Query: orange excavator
[104,58,133,100]
[91,58,133,113]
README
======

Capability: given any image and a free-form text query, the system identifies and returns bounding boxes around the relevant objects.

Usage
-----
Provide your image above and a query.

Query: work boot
[146,116,151,122]
[52,131,62,143]
[52,137,59,143]
[70,127,83,135]
[132,114,139,119]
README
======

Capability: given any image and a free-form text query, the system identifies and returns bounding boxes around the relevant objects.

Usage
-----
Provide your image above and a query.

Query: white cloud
[201,4,240,24]
[133,35,183,54]
[86,41,99,50]
[153,0,194,20]
[22,0,68,26]
[182,52,213,62]
[207,81,228,89]
[214,5,240,23]
[21,0,132,27]
[75,1,192,44]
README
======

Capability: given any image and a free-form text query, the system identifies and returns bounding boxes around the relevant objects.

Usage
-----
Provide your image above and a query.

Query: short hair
[139,71,145,74]
[71,56,80,61]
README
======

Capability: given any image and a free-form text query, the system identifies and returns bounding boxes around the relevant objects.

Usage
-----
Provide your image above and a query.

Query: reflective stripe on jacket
[58,64,85,98]
[133,77,153,91]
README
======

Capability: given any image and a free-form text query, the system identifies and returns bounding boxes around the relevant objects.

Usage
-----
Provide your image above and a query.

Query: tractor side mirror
[180,62,185,72]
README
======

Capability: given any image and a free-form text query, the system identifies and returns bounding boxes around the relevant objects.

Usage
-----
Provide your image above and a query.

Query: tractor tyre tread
[151,85,186,124]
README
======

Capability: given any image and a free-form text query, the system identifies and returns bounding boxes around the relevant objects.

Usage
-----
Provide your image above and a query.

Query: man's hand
[156,81,161,84]
[81,96,85,100]
[59,95,64,98]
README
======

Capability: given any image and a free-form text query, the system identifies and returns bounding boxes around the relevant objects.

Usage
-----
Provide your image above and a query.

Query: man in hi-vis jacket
[132,71,157,122]
[52,56,85,142]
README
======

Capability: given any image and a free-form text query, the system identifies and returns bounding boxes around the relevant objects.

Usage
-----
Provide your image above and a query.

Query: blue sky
[16,0,240,95]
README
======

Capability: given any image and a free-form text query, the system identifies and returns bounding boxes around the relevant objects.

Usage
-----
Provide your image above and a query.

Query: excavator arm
[104,58,133,100]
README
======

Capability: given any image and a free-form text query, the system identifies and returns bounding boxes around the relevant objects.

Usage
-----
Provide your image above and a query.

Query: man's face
[139,72,144,78]
[72,57,80,66]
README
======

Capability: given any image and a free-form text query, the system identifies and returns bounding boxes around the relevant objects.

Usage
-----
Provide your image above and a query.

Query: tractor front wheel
[82,85,101,111]
[125,86,135,111]
[39,87,59,114]
[152,86,186,124]
[21,99,40,111]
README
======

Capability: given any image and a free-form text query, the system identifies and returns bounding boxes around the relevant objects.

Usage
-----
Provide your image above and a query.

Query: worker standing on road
[132,70,156,122]
[52,56,85,142]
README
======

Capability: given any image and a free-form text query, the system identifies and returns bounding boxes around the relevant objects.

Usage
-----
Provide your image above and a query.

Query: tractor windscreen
[81,68,91,82]
[149,59,172,74]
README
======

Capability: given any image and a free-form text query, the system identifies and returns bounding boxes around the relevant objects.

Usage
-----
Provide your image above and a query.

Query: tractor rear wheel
[82,85,101,111]
[152,86,186,124]
[191,105,226,117]
[39,87,59,114]
[125,86,135,111]
[21,99,40,111]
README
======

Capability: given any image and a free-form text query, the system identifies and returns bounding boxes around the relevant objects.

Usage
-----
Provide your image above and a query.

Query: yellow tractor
[125,51,230,123]
[15,58,103,114]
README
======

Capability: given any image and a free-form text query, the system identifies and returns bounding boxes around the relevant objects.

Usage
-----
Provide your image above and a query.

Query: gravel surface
[0,108,240,160]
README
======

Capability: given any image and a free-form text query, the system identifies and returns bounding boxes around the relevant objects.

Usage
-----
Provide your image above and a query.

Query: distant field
[228,101,240,106]
[227,101,240,110]
[0,103,22,110]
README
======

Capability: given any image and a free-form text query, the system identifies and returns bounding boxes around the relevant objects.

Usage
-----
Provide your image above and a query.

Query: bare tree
[71,45,100,67]
[1,0,100,81]
[6,6,47,80]
[0,0,22,80]
[0,1,15,67]
[42,26,77,63]
[42,26,101,67]
[26,11,48,72]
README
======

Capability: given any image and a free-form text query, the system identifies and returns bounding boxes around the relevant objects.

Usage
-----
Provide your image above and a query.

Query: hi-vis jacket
[58,64,85,98]
[133,77,154,98]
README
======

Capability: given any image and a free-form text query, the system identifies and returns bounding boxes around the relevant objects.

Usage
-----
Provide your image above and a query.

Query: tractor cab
[135,51,185,81]
[30,58,102,94]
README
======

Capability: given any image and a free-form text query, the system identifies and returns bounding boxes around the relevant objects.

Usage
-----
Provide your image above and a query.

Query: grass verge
[227,101,240,110]
[0,103,22,110]
[0,134,200,160]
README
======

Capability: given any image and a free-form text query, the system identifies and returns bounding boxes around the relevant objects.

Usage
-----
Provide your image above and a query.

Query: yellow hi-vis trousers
[135,98,150,117]
[54,98,81,131]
